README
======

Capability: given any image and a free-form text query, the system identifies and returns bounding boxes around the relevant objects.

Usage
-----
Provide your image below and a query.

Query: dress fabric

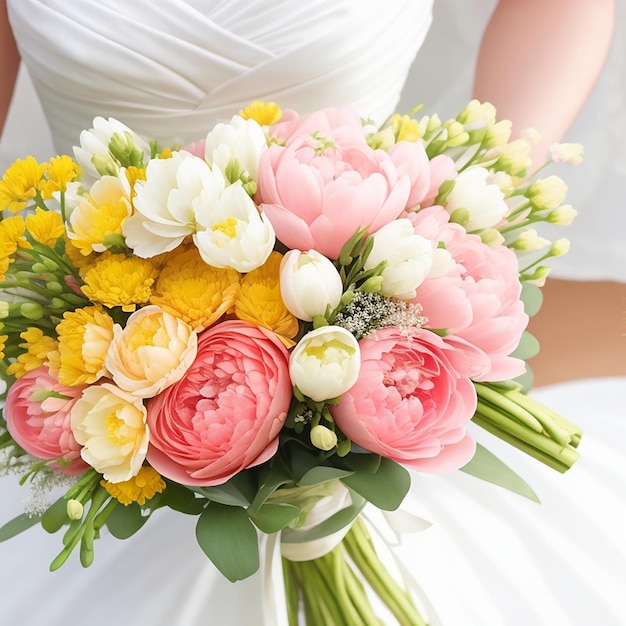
[2,1,626,625]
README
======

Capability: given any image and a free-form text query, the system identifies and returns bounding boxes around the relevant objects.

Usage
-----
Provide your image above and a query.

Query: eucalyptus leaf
[520,282,543,317]
[105,502,150,539]
[460,442,540,503]
[341,457,410,511]
[297,466,354,487]
[249,502,301,534]
[0,512,41,542]
[41,497,70,534]
[511,331,540,360]
[196,503,259,582]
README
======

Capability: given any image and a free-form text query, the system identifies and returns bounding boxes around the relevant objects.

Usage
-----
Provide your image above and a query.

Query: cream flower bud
[364,219,433,299]
[280,250,343,322]
[66,499,84,520]
[204,115,268,184]
[310,425,338,451]
[445,167,508,231]
[550,238,571,257]
[527,176,569,210]
[510,229,551,251]
[550,142,584,165]
[0,301,9,319]
[290,326,360,402]
[547,204,577,225]
[492,138,532,175]
[456,99,497,126]
[483,120,512,149]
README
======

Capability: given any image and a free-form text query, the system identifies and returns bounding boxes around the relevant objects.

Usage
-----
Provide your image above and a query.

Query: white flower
[123,151,226,258]
[364,218,433,299]
[445,166,508,231]
[280,249,343,321]
[204,115,267,185]
[193,181,275,273]
[71,383,149,483]
[73,117,151,181]
[289,326,360,402]
[550,142,584,165]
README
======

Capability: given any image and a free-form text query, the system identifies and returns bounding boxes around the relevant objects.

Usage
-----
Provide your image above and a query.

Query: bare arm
[473,0,615,166]
[0,0,20,137]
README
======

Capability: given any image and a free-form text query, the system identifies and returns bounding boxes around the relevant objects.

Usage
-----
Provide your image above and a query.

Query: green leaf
[105,502,150,539]
[341,451,382,474]
[0,512,42,541]
[249,502,301,534]
[520,282,543,317]
[195,471,256,508]
[511,331,540,360]
[160,481,205,515]
[460,442,540,503]
[248,464,293,516]
[297,466,354,487]
[341,457,410,511]
[281,491,366,544]
[196,503,259,582]
[41,497,70,533]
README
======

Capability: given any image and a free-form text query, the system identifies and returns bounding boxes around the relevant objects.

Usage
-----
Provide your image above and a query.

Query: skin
[0,0,620,385]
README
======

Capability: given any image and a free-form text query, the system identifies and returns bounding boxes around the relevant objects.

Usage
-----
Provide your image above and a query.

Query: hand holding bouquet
[0,100,582,624]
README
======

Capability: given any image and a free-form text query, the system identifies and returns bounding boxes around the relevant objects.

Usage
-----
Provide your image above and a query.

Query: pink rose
[146,320,292,486]
[410,206,529,381]
[257,108,410,259]
[5,366,87,474]
[388,142,457,210]
[332,327,481,473]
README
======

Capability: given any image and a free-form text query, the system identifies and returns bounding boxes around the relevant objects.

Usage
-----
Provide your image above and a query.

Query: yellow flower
[80,252,159,312]
[150,246,240,331]
[391,114,421,143]
[0,257,9,282]
[51,305,115,386]
[239,101,282,126]
[67,176,132,255]
[6,327,58,378]
[25,207,65,246]
[40,155,81,200]
[0,334,7,361]
[123,165,146,199]
[0,215,27,259]
[63,236,93,270]
[234,251,298,345]
[101,465,166,505]
[0,156,47,213]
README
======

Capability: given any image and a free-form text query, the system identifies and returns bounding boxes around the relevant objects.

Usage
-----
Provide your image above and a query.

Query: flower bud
[527,176,568,210]
[549,142,584,165]
[20,302,44,320]
[109,132,147,168]
[483,120,512,149]
[66,499,84,520]
[280,250,343,322]
[550,238,570,257]
[290,326,361,402]
[359,276,384,293]
[456,99,497,126]
[0,301,9,319]
[510,229,550,251]
[547,204,577,225]
[310,425,338,451]
[364,219,433,299]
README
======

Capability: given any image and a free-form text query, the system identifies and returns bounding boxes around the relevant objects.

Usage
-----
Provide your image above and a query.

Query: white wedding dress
[2,1,625,625]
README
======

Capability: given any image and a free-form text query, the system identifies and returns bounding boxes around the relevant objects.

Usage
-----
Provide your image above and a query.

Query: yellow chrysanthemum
[51,305,115,386]
[0,334,7,361]
[0,156,47,213]
[80,252,159,312]
[158,147,174,159]
[391,114,421,143]
[123,165,146,199]
[67,176,132,255]
[6,327,58,378]
[234,251,299,344]
[24,207,65,247]
[101,465,166,506]
[0,215,27,259]
[150,246,240,331]
[0,256,10,282]
[62,236,93,271]
[239,101,282,126]
[40,155,81,200]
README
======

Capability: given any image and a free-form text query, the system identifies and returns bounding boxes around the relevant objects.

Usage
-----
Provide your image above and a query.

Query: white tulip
[289,326,360,402]
[364,219,433,299]
[280,249,343,321]
[204,115,268,185]
[445,166,509,231]
[193,181,275,273]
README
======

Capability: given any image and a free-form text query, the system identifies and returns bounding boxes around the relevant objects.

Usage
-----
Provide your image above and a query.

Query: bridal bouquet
[0,100,583,624]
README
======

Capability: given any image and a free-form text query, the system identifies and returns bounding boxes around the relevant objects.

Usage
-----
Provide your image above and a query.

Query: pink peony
[146,320,292,486]
[257,108,410,259]
[409,206,529,381]
[5,366,87,474]
[332,327,482,473]
[388,141,457,210]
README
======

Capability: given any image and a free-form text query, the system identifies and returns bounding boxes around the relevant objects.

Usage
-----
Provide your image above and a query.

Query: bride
[1,1,623,625]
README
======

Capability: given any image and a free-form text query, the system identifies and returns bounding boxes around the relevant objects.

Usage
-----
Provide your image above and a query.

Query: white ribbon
[260,483,444,626]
